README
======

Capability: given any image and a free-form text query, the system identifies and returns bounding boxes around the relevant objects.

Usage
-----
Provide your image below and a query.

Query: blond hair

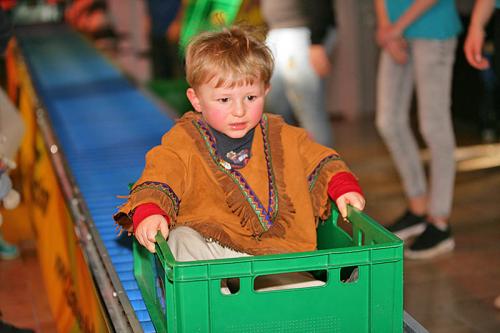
[185,25,274,88]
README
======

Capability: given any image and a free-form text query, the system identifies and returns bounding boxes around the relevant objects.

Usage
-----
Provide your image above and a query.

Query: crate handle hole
[253,270,326,292]
[221,278,240,295]
[340,266,359,283]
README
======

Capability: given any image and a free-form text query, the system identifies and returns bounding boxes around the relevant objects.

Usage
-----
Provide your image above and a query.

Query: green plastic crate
[134,205,403,332]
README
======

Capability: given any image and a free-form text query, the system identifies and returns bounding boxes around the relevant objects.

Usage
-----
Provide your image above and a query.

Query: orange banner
[6,40,19,102]
[32,131,109,333]
[5,40,111,333]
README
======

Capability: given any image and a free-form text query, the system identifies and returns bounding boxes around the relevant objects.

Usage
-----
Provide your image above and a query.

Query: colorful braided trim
[307,154,341,191]
[131,181,180,215]
[193,114,278,233]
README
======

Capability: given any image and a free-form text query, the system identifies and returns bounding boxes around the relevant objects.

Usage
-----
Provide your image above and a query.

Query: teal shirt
[497,0,500,9]
[385,0,462,39]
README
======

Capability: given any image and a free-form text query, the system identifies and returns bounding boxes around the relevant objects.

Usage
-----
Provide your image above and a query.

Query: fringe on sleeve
[113,182,180,235]
[308,156,350,223]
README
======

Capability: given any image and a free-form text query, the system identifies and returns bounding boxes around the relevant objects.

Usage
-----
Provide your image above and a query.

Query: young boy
[114,26,365,262]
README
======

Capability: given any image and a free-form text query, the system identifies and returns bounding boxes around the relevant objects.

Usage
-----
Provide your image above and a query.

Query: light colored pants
[265,27,334,147]
[167,226,250,262]
[376,38,457,218]
[167,226,324,292]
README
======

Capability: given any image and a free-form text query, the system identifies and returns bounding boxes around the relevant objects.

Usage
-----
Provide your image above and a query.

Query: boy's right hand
[135,214,169,253]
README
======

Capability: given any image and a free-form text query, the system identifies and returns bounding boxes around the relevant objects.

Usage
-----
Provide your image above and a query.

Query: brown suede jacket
[114,112,353,255]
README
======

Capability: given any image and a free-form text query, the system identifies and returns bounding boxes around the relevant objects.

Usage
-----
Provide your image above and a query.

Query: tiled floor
[333,117,500,333]
[0,115,499,332]
[0,243,57,332]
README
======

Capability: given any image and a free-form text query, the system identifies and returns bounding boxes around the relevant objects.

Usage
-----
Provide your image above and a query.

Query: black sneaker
[405,223,455,260]
[386,210,426,240]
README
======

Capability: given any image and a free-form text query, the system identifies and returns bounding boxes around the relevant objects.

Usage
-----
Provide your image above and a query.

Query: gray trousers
[376,39,457,218]
[265,27,334,147]
[167,226,325,292]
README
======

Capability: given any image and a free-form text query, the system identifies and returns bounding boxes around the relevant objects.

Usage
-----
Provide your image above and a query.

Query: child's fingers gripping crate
[134,205,404,333]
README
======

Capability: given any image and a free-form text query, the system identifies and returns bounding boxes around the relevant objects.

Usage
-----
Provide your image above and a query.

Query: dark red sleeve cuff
[132,203,170,232]
[327,172,363,201]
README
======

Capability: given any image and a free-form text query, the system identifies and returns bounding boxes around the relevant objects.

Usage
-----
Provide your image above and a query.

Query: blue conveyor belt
[17,24,174,332]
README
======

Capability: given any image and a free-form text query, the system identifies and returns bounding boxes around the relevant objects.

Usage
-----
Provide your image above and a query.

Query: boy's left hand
[335,192,366,220]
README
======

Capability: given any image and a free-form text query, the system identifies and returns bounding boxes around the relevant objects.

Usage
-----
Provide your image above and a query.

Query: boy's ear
[265,84,271,96]
[186,88,202,112]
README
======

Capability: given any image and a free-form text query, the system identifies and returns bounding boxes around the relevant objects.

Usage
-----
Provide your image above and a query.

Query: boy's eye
[218,98,230,103]
[246,95,257,101]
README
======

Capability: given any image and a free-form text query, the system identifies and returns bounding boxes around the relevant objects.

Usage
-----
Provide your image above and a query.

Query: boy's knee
[169,226,200,246]
[167,226,210,262]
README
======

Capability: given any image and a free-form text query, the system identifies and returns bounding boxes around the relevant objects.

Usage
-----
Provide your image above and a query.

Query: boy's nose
[232,102,246,117]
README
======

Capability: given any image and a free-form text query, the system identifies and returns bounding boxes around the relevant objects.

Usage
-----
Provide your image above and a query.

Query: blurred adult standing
[464,0,500,141]
[374,0,462,259]
[464,0,500,310]
[261,0,336,147]
[145,0,183,80]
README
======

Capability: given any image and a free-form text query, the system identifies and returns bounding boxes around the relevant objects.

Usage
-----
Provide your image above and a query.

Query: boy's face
[186,79,270,138]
